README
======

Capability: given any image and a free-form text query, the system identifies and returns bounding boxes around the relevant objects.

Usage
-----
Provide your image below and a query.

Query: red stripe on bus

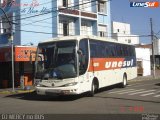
[88,58,125,72]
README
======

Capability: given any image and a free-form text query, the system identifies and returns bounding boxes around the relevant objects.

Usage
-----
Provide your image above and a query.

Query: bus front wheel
[88,80,98,97]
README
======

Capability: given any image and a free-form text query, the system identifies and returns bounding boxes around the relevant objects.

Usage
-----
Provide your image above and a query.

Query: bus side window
[90,43,97,58]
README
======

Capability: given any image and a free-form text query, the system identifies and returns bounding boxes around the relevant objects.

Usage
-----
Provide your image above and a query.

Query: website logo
[130,1,159,7]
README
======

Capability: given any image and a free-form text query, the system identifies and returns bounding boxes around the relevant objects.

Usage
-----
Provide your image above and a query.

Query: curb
[0,89,35,95]
[129,76,160,83]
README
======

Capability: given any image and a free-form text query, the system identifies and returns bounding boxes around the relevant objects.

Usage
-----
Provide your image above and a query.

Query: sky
[110,0,160,44]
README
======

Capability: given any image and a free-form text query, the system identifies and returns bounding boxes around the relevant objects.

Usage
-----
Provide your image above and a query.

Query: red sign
[15,47,37,62]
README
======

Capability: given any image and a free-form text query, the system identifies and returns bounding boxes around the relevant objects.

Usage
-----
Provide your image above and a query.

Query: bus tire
[120,74,127,88]
[88,79,98,97]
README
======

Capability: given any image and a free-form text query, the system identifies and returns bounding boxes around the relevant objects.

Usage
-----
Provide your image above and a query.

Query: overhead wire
[0,0,151,38]
[0,0,99,27]
[19,2,99,27]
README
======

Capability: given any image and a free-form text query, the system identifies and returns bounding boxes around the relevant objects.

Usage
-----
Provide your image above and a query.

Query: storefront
[0,46,36,88]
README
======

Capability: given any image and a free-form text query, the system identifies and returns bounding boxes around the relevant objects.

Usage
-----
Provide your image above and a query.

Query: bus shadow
[4,84,126,101]
[4,91,84,101]
[155,83,160,86]
[96,84,122,94]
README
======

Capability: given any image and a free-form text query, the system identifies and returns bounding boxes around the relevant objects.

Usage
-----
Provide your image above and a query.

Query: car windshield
[35,40,77,80]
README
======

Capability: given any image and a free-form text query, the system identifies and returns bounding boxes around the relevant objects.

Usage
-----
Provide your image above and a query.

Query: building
[153,39,160,66]
[111,21,139,44]
[0,46,36,88]
[136,44,151,76]
[154,39,160,55]
[0,0,111,46]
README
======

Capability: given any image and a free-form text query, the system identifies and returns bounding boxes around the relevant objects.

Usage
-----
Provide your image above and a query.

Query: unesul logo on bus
[89,58,135,72]
[105,59,134,69]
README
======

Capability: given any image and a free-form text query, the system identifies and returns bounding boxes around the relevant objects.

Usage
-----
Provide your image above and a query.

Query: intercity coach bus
[35,36,137,96]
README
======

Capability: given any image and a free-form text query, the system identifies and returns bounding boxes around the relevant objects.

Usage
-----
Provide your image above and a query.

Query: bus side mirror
[30,54,33,64]
[77,50,82,55]
[30,51,36,64]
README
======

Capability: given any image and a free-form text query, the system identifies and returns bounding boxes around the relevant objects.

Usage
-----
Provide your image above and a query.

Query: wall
[154,39,160,55]
[136,48,151,76]
[14,0,54,45]
[112,21,139,44]
[112,21,130,34]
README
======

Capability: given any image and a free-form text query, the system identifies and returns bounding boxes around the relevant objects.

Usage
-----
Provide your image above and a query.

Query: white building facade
[154,39,160,55]
[136,46,151,76]
[111,21,139,44]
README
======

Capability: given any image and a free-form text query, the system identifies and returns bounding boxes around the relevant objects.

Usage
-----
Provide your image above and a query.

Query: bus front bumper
[36,86,79,96]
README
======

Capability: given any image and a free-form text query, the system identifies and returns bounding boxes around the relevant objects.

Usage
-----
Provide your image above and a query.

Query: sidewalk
[131,70,160,82]
[0,86,35,95]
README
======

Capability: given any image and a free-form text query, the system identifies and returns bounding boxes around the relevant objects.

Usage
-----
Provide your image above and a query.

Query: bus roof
[39,35,134,46]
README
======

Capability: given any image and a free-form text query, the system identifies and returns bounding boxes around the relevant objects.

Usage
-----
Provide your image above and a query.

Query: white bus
[35,36,137,96]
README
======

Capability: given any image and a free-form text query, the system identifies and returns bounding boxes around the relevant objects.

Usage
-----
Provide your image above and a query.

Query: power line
[1,0,99,24]
[1,0,112,30]
[0,0,54,20]
[19,2,98,27]
[2,0,92,21]
[155,30,160,36]
[16,0,98,21]
[1,0,99,28]
[0,0,99,29]
[0,27,151,38]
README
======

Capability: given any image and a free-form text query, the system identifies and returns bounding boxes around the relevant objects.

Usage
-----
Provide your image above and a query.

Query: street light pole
[11,37,14,92]
[0,7,15,91]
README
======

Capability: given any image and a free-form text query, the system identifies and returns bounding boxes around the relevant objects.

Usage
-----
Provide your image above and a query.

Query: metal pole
[150,18,155,78]
[11,40,15,92]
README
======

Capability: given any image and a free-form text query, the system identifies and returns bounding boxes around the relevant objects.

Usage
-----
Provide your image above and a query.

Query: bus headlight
[63,82,78,87]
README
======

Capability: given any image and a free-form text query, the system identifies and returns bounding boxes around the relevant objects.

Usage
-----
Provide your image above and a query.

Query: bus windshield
[35,40,77,80]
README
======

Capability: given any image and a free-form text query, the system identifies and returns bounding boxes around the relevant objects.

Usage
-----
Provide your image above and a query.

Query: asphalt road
[0,79,160,119]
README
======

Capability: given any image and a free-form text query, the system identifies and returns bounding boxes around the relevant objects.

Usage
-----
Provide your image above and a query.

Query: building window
[63,0,68,7]
[98,1,106,13]
[128,39,131,43]
[99,31,107,37]
[81,0,91,11]
[63,22,69,36]
[98,25,107,37]
[59,18,75,36]
[81,21,92,35]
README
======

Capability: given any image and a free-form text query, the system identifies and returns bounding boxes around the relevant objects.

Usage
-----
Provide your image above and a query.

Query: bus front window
[35,41,77,80]
[79,39,89,75]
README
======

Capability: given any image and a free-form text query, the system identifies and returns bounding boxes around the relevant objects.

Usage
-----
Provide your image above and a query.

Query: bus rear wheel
[120,74,127,88]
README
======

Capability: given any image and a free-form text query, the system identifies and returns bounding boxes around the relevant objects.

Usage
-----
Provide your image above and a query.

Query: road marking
[127,83,142,87]
[118,89,145,94]
[108,89,134,94]
[140,93,155,96]
[128,83,158,88]
[154,94,160,98]
[128,90,156,95]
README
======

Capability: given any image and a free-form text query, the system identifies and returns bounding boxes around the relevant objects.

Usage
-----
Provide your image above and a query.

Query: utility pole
[150,18,155,78]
